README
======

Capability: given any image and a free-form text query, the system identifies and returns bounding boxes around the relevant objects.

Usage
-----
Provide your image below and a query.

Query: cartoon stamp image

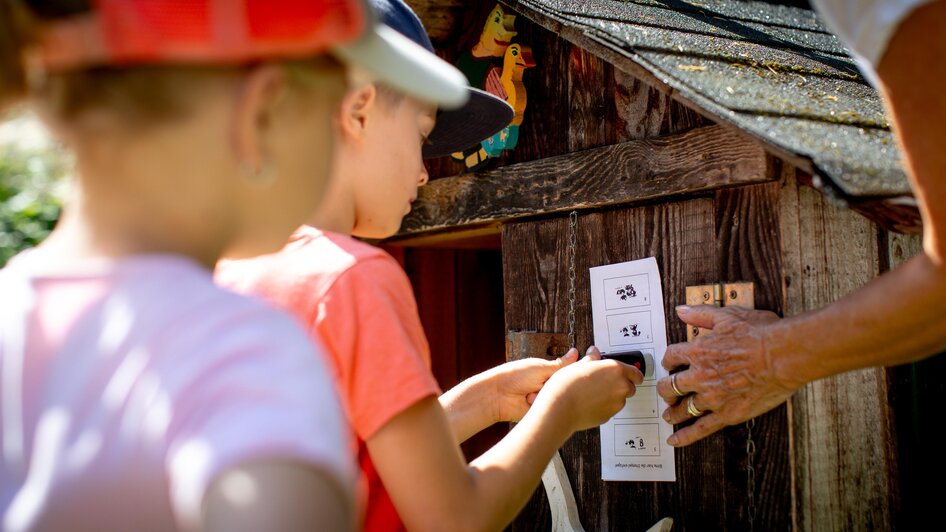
[616,284,637,301]
[614,423,660,456]
[603,274,650,310]
[607,311,653,345]
[620,323,642,337]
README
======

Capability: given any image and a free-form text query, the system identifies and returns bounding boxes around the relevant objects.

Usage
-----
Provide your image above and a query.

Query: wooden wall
[779,166,944,531]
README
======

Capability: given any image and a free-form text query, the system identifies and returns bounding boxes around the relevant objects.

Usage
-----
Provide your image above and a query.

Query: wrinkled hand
[535,346,645,433]
[656,305,797,447]
[488,348,580,423]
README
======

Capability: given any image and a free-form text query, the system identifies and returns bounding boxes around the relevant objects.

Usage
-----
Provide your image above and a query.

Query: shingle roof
[512,0,910,200]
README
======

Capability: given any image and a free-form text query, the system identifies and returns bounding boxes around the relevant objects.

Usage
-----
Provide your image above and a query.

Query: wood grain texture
[614,68,710,143]
[401,125,770,236]
[779,165,896,532]
[567,44,617,151]
[885,231,923,270]
[714,181,792,531]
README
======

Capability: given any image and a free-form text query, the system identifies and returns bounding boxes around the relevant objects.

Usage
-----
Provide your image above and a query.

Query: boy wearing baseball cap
[0,1,469,531]
[216,1,645,530]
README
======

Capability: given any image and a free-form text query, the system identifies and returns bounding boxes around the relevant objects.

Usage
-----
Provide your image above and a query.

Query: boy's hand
[533,346,644,432]
[489,348,580,423]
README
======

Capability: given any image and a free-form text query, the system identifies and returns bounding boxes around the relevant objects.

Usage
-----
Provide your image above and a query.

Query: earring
[239,160,278,187]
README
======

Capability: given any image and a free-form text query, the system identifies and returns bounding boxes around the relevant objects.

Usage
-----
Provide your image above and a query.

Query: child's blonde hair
[1,0,346,129]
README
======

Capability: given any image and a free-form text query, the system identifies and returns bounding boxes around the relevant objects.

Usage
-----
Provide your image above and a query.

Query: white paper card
[590,257,675,481]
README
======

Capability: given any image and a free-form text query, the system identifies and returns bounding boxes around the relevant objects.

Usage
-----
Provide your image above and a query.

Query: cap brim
[333,24,468,109]
[422,87,513,159]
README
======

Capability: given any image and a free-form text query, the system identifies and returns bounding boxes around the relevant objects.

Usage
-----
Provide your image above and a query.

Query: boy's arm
[368,353,642,532]
[438,349,579,444]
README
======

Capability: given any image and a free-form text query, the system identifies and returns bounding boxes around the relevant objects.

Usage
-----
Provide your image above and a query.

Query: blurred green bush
[0,113,69,267]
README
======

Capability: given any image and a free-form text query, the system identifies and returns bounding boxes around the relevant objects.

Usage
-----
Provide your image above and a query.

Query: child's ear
[337,83,377,143]
[232,64,289,173]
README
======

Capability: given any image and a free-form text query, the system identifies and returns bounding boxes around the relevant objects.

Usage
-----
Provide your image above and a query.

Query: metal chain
[746,417,757,531]
[566,211,578,349]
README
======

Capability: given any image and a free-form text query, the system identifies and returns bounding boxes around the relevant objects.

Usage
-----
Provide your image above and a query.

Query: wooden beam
[382,223,502,249]
[399,124,770,236]
[851,196,923,235]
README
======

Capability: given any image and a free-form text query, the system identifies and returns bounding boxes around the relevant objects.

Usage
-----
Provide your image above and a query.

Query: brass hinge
[685,282,755,341]
[506,330,570,361]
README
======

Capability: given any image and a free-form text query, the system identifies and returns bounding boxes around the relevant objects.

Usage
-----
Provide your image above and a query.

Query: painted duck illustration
[456,4,518,89]
[452,4,518,170]
[482,43,536,156]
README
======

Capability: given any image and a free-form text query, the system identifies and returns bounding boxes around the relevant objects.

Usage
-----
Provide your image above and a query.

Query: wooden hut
[382,0,944,529]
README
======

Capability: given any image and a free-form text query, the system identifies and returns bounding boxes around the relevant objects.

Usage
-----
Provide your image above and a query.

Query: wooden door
[502,183,790,531]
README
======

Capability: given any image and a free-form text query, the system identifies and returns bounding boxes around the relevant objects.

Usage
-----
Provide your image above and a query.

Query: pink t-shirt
[216,226,442,532]
[0,251,354,532]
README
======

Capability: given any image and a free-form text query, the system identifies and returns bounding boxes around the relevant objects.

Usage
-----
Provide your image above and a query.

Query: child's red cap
[39,0,367,70]
[33,0,469,109]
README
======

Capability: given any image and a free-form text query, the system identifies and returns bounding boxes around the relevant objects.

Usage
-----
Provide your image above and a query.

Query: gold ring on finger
[670,373,685,397]
[686,395,704,417]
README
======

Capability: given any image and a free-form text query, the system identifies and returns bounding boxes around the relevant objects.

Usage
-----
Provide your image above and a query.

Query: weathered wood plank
[714,181,792,530]
[614,68,712,143]
[885,230,923,269]
[779,165,895,531]
[567,43,617,151]
[400,125,770,236]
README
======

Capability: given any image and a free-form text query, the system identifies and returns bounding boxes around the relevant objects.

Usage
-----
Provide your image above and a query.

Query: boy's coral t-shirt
[216,226,442,532]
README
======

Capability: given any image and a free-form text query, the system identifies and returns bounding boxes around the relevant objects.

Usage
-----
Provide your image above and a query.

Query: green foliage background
[0,113,69,267]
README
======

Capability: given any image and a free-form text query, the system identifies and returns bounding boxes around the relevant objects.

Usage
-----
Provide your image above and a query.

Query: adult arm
[656,0,946,447]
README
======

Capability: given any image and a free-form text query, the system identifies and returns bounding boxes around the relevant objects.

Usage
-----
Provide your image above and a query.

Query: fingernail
[662,410,670,422]
[675,305,690,316]
[667,435,679,446]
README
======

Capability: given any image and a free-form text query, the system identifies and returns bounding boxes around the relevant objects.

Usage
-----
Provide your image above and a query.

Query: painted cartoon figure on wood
[482,43,536,156]
[452,4,535,170]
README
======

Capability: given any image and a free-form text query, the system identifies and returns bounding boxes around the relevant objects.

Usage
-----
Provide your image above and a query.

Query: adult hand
[656,305,798,447]
[488,348,580,423]
[535,346,644,432]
